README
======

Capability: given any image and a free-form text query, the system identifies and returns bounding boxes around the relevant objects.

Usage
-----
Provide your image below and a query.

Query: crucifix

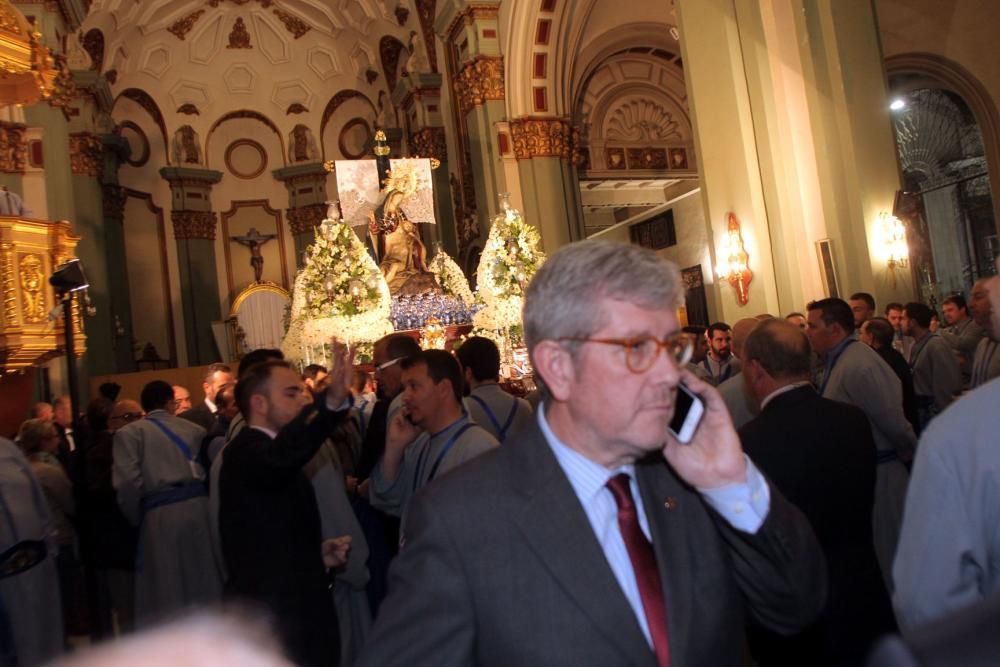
[230,227,276,283]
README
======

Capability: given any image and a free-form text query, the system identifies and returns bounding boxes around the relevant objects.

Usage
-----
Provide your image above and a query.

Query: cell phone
[668,383,705,444]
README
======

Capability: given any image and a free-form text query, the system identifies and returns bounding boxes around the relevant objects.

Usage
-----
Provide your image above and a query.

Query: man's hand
[386,408,421,454]
[322,339,355,407]
[662,368,747,489]
[322,535,352,568]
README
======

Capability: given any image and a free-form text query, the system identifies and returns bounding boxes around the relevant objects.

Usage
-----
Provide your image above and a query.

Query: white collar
[760,381,812,411]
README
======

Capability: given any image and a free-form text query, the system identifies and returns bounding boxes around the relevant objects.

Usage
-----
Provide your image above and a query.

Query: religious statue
[370,163,437,294]
[403,30,430,77]
[376,91,394,130]
[171,125,202,165]
[231,227,276,283]
[288,124,319,163]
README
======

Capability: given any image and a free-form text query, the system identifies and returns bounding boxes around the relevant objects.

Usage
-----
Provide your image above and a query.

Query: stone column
[159,167,224,365]
[273,162,330,265]
[394,72,458,256]
[99,133,134,372]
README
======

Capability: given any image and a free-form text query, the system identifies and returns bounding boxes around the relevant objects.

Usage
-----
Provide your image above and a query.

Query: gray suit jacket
[358,415,826,666]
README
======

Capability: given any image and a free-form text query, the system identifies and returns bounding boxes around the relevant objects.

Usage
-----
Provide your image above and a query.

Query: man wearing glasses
[360,240,825,666]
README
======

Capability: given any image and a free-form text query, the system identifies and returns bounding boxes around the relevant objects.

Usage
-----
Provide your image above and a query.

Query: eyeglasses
[376,357,404,372]
[557,333,693,374]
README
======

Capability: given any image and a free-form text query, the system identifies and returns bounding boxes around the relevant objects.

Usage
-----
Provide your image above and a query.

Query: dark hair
[351,369,370,393]
[235,360,294,417]
[904,302,933,329]
[238,348,284,378]
[682,325,707,336]
[707,322,731,337]
[454,336,501,383]
[865,317,895,348]
[203,362,232,384]
[302,364,327,381]
[806,298,854,333]
[215,383,236,412]
[384,334,422,362]
[742,319,812,380]
[884,302,904,315]
[86,397,113,433]
[849,292,876,311]
[141,380,176,413]
[400,349,464,403]
[943,293,967,311]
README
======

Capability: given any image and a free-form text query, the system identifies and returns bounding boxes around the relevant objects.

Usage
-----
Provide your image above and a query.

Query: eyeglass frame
[375,356,405,372]
[110,411,143,423]
[555,333,694,374]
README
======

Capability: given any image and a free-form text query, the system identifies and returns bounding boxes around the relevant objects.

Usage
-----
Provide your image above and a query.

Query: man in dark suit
[739,318,896,666]
[219,345,353,667]
[358,240,825,667]
[181,362,235,432]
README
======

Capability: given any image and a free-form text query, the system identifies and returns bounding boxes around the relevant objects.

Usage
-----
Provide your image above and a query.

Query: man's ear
[249,392,267,417]
[532,341,577,402]
[463,367,474,387]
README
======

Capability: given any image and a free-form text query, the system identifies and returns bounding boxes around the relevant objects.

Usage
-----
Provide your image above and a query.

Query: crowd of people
[3,239,1000,666]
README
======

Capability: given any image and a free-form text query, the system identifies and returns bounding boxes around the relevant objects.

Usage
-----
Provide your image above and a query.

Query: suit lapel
[507,421,656,667]
[635,460,694,666]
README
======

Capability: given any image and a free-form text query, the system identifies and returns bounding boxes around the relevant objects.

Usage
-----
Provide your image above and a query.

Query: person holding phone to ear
[359,240,825,667]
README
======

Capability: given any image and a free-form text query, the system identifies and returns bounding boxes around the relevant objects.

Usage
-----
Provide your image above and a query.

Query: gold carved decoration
[409,127,447,162]
[172,210,218,240]
[0,122,26,173]
[70,132,102,176]
[455,56,504,114]
[0,241,17,330]
[0,3,22,35]
[18,253,44,323]
[168,9,205,40]
[287,203,326,235]
[509,117,571,160]
[273,9,310,39]
[227,17,252,49]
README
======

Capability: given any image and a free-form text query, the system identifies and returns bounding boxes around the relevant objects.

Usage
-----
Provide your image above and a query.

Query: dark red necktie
[607,472,671,667]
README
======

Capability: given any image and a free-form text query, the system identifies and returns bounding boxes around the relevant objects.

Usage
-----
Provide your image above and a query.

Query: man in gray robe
[939,293,984,386]
[369,350,498,533]
[968,276,1000,389]
[455,336,533,444]
[113,380,222,626]
[806,298,914,589]
[903,301,962,430]
[0,438,62,666]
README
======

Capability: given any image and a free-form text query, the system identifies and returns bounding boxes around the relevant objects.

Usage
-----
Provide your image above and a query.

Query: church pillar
[394,71,458,256]
[436,2,508,258]
[676,0,905,319]
[273,162,329,265]
[159,167,224,365]
[98,133,135,372]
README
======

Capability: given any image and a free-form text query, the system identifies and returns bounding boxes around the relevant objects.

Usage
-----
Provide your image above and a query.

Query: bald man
[717,317,767,429]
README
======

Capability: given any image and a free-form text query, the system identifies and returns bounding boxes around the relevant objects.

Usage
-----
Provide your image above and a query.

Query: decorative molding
[273,8,310,39]
[227,17,252,49]
[167,9,205,40]
[379,35,407,95]
[286,103,308,114]
[177,103,200,115]
[625,147,668,170]
[509,117,571,160]
[225,139,268,179]
[395,5,410,26]
[455,56,504,114]
[104,69,117,84]
[0,122,27,173]
[409,126,447,161]
[0,242,17,331]
[18,254,45,324]
[320,89,376,144]
[0,5,22,35]
[102,184,126,222]
[287,203,326,235]
[69,132,102,176]
[443,3,499,43]
[414,0,438,73]
[172,210,218,240]
[606,99,682,142]
[365,68,379,84]
[338,117,371,160]
[81,29,104,71]
[570,126,588,168]
[119,88,168,156]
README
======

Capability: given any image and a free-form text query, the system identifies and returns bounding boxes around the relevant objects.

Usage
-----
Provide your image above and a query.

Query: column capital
[287,203,327,236]
[0,122,27,174]
[271,161,328,183]
[409,126,448,162]
[509,117,572,160]
[171,210,217,241]
[159,166,223,186]
[455,56,504,115]
[69,132,103,177]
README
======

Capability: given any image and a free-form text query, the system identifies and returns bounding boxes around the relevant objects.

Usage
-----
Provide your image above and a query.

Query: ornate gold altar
[0,218,85,373]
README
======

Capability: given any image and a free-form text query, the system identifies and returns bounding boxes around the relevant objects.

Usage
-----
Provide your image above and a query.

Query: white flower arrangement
[428,247,475,306]
[282,217,394,367]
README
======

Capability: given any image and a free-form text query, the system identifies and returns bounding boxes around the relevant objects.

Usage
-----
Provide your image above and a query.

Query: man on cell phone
[359,240,825,667]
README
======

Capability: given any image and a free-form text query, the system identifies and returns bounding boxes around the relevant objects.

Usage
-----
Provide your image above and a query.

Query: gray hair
[523,239,682,352]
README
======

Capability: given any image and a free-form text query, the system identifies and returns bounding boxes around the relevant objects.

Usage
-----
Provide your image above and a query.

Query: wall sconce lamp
[717,212,753,305]
[881,211,909,270]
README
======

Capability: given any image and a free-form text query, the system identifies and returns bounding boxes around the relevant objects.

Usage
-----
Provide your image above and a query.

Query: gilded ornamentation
[455,56,504,114]
[227,17,252,49]
[46,55,76,114]
[625,147,668,170]
[70,132,103,176]
[509,117,571,160]
[18,254,45,323]
[0,122,27,173]
[168,10,205,40]
[273,9,310,39]
[0,4,23,35]
[287,203,326,235]
[172,210,217,240]
[0,242,17,330]
[570,126,589,169]
[409,127,447,162]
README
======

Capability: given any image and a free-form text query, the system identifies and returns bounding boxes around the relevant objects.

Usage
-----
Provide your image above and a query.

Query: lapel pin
[663,497,677,510]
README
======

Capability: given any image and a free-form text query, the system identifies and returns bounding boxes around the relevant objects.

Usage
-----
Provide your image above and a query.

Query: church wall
[122,194,175,367]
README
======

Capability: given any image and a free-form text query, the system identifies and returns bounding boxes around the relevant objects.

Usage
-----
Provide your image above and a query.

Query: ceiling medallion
[273,8,310,39]
[227,17,252,49]
[167,9,206,40]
